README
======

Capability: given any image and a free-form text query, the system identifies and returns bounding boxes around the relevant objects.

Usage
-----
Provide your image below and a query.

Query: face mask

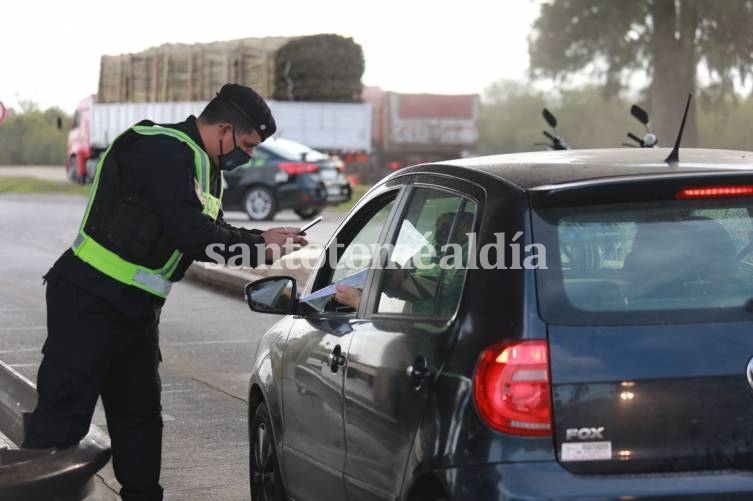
[218,129,251,171]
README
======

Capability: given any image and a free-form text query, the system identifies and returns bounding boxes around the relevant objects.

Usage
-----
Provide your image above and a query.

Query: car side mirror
[245,277,297,315]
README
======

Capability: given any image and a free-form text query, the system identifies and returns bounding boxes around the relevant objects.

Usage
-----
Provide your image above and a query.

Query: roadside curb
[184,247,320,299]
[0,361,114,500]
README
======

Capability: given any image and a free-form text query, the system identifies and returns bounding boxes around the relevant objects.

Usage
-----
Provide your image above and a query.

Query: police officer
[22,84,306,501]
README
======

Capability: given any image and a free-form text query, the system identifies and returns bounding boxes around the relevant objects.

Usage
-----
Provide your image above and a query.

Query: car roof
[426,148,753,191]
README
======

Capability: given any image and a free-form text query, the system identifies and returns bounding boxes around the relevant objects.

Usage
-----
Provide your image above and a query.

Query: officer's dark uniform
[23,114,267,501]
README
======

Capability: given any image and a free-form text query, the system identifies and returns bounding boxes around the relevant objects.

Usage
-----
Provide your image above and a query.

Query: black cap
[216,83,276,141]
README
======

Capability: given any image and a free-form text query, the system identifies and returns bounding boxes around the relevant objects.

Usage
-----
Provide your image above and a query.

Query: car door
[280,187,403,501]
[342,183,479,500]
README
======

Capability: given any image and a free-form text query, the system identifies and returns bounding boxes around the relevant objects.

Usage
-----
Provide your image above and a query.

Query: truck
[363,87,480,176]
[65,94,371,182]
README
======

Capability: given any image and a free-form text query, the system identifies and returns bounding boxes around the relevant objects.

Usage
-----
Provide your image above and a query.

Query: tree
[0,102,69,165]
[478,81,634,154]
[529,0,753,148]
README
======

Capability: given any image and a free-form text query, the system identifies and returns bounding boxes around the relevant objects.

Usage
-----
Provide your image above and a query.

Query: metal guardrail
[0,360,113,500]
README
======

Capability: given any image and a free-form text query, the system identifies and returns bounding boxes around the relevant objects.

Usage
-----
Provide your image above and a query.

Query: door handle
[406,356,432,388]
[328,344,346,373]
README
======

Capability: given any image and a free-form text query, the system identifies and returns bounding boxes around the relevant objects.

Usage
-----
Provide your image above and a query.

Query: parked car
[243,147,753,500]
[222,137,352,220]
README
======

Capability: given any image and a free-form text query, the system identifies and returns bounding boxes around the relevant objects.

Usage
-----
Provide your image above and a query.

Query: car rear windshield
[262,137,329,162]
[532,199,753,325]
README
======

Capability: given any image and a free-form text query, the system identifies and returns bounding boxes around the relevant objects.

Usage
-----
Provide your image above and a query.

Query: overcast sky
[1,0,540,113]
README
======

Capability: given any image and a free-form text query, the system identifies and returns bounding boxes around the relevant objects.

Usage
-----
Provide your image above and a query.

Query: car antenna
[664,93,692,164]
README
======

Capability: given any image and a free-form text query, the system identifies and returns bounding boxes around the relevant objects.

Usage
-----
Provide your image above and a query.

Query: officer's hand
[261,228,308,263]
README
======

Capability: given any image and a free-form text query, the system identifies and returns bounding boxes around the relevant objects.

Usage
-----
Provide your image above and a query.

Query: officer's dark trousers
[23,276,164,501]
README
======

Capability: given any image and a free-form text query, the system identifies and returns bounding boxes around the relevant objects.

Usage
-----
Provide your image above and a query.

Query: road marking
[0,347,41,354]
[161,339,255,346]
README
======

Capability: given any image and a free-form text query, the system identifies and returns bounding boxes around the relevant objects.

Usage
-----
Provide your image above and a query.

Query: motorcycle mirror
[542,108,557,129]
[630,105,649,125]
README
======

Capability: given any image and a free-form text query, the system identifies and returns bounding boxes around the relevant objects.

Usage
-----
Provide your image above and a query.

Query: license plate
[327,186,343,196]
[320,169,337,180]
[561,441,612,461]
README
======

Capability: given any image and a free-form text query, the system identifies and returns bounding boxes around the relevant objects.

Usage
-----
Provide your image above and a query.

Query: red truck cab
[66,94,94,183]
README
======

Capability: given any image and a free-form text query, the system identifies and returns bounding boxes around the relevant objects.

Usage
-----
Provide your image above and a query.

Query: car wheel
[294,207,322,220]
[243,186,277,221]
[250,403,286,501]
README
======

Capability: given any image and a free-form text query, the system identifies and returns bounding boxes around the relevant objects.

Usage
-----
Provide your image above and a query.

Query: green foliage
[477,79,753,154]
[530,0,648,95]
[0,102,70,165]
[478,81,637,154]
[0,176,89,195]
[697,95,753,150]
[529,0,753,146]
[529,0,753,95]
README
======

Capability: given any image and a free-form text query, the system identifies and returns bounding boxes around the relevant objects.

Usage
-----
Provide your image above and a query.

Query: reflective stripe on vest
[72,124,222,298]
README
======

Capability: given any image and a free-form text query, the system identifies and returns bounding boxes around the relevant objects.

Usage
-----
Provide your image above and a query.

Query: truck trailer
[66,95,371,182]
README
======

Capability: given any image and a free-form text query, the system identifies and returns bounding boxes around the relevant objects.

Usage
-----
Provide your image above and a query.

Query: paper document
[301,269,368,311]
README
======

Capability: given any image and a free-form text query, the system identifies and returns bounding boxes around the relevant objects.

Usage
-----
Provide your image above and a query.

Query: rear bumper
[276,182,327,211]
[439,461,753,500]
[323,180,352,205]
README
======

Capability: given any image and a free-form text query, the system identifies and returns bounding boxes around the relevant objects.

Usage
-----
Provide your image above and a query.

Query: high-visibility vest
[72,124,223,298]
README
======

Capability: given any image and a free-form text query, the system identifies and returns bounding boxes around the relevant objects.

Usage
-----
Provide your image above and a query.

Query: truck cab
[66,95,95,183]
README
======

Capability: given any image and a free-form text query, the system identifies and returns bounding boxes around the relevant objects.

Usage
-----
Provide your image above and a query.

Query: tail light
[388,161,401,171]
[278,162,320,175]
[675,185,753,199]
[473,340,552,436]
[335,160,345,173]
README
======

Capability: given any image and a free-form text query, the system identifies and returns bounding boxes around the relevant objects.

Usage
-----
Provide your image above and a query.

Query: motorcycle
[623,104,657,148]
[535,108,569,150]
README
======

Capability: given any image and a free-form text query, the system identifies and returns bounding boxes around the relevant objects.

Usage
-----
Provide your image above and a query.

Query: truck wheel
[66,156,78,182]
[294,207,322,220]
[243,186,276,221]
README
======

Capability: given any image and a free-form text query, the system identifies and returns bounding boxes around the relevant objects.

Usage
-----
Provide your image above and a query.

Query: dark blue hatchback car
[244,148,753,500]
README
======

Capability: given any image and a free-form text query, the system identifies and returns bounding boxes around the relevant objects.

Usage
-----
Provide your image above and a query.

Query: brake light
[473,340,552,436]
[278,162,320,175]
[676,185,753,199]
[388,161,401,170]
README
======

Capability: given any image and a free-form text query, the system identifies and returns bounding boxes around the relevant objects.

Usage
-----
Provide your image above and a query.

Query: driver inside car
[334,211,474,314]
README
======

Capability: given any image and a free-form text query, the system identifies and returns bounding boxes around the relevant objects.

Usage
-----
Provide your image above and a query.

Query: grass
[0,177,90,195]
[333,183,372,212]
[0,176,372,211]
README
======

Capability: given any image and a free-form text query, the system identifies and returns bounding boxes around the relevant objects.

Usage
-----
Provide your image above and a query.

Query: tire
[250,403,286,501]
[294,207,322,220]
[66,155,78,182]
[243,186,277,221]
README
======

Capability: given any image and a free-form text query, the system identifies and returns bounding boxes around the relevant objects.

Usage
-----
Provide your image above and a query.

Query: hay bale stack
[98,34,364,103]
[272,34,364,102]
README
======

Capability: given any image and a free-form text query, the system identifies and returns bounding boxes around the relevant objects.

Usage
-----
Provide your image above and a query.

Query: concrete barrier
[0,361,113,500]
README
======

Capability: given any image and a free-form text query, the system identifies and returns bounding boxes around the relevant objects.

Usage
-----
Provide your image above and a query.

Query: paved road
[0,193,346,500]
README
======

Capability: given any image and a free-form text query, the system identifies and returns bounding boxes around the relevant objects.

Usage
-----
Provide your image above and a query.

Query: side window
[376,188,476,318]
[330,198,395,284]
[303,193,397,313]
